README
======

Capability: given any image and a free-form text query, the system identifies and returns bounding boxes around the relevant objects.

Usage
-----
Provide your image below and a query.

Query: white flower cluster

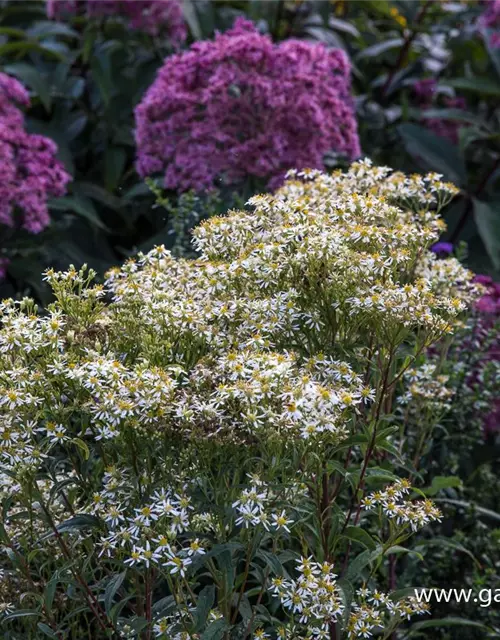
[270,557,344,637]
[152,608,222,639]
[400,363,454,411]
[65,353,177,439]
[0,473,69,545]
[362,480,442,532]
[0,162,473,636]
[0,162,477,461]
[416,253,479,304]
[232,474,296,532]
[181,350,370,441]
[107,161,476,367]
[89,468,204,576]
[0,302,66,354]
[347,587,430,639]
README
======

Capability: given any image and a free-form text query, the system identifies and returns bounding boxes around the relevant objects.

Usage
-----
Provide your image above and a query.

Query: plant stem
[450,156,500,243]
[340,347,395,575]
[273,0,285,39]
[36,494,111,634]
[381,1,434,97]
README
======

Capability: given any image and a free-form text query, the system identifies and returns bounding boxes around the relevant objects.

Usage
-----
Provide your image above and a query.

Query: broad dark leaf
[398,123,466,186]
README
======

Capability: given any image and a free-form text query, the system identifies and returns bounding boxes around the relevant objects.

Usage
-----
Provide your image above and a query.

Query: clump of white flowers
[270,557,344,637]
[400,363,454,411]
[362,480,442,532]
[183,351,368,441]
[347,588,430,639]
[0,162,480,639]
[232,474,298,532]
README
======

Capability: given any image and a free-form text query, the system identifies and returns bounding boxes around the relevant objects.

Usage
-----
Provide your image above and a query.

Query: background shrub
[0,2,499,636]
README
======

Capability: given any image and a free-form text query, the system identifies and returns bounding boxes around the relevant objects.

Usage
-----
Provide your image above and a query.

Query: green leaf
[356,38,404,60]
[342,526,377,551]
[4,62,52,111]
[0,2,45,20]
[326,460,348,476]
[151,595,176,617]
[473,198,500,269]
[258,549,285,576]
[385,545,424,562]
[72,181,124,213]
[421,475,462,497]
[365,466,400,484]
[389,587,421,601]
[50,196,109,231]
[194,585,215,632]
[335,434,370,452]
[104,147,127,192]
[0,41,65,59]
[58,514,101,532]
[27,20,79,40]
[131,617,148,632]
[458,126,495,152]
[181,0,215,40]
[419,108,486,127]
[237,594,252,622]
[345,546,383,581]
[3,609,42,621]
[407,617,491,635]
[415,537,480,567]
[44,573,59,611]
[38,514,101,542]
[484,28,500,80]
[397,123,466,186]
[433,498,500,523]
[365,0,392,16]
[71,437,90,460]
[91,55,113,106]
[337,577,354,626]
[445,77,500,97]
[374,427,399,444]
[329,17,360,38]
[104,571,126,617]
[37,622,59,639]
[201,619,230,640]
[0,27,27,38]
[181,0,202,39]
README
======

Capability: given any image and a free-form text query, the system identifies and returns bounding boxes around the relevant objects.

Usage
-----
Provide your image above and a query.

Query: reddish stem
[381,1,434,97]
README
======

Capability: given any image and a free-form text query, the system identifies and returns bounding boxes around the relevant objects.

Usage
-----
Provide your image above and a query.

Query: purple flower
[491,32,500,47]
[474,274,494,286]
[474,275,500,317]
[413,78,437,102]
[478,0,500,29]
[462,274,500,437]
[0,257,9,282]
[47,0,187,46]
[483,400,500,437]
[430,241,454,256]
[475,1,500,48]
[134,18,360,192]
[0,72,71,234]
[413,78,467,144]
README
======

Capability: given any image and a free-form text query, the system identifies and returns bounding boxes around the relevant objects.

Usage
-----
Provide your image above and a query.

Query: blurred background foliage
[1,2,500,638]
[1,0,499,302]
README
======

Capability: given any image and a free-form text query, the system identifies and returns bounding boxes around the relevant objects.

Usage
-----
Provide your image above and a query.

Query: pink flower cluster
[47,0,187,45]
[478,0,500,48]
[413,78,466,145]
[135,18,360,192]
[0,72,71,234]
[471,275,500,437]
[474,275,500,317]
[0,258,9,281]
